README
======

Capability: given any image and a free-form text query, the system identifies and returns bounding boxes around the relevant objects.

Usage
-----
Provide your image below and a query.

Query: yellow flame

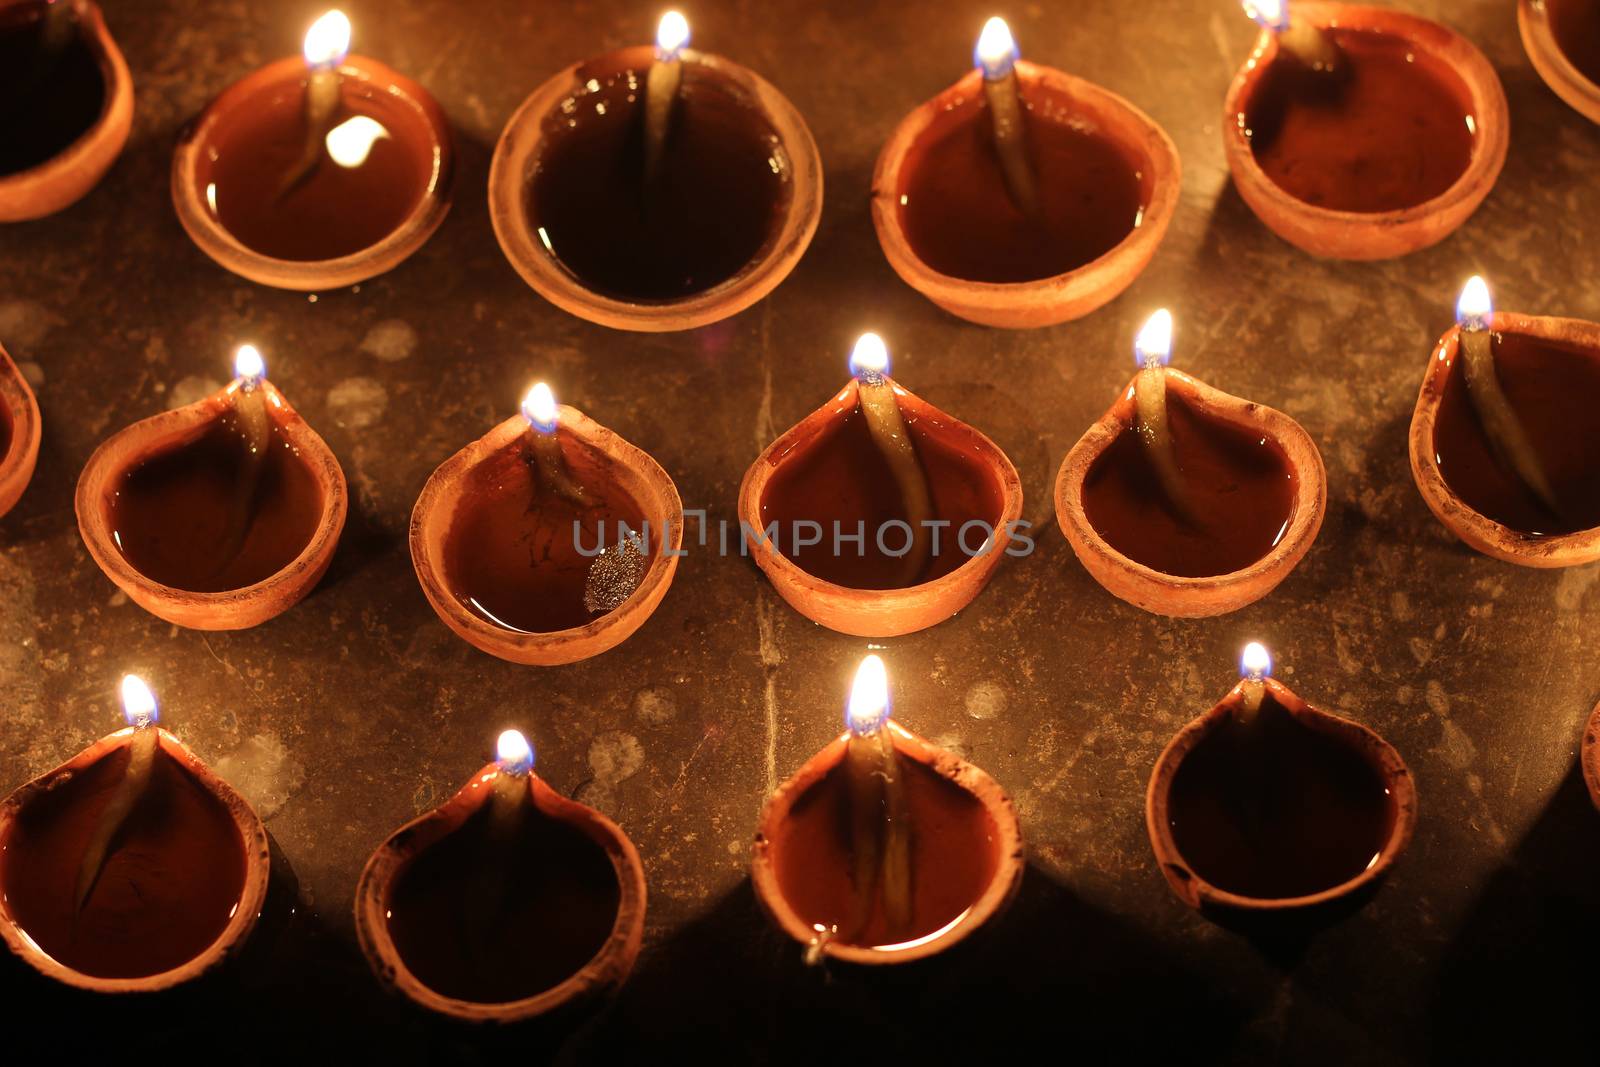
[1241,641,1272,679]
[846,654,890,734]
[1456,275,1492,329]
[496,729,533,769]
[1135,308,1173,368]
[657,10,690,55]
[325,115,389,168]
[304,10,351,68]
[120,674,157,727]
[849,332,889,377]
[234,343,266,383]
[1242,0,1289,32]
[975,17,1016,69]
[521,381,558,430]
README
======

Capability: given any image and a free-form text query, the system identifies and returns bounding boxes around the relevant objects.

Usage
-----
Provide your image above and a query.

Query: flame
[1240,641,1272,681]
[656,10,690,58]
[234,344,266,386]
[1242,0,1289,32]
[1134,308,1173,369]
[325,115,389,169]
[303,10,351,68]
[848,332,890,380]
[496,729,535,775]
[974,16,1018,78]
[845,654,890,735]
[120,674,159,728]
[521,382,558,433]
[1456,275,1492,332]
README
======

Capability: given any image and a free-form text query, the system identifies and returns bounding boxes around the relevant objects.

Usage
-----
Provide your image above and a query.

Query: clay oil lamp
[488,11,823,332]
[752,654,1023,964]
[1145,643,1416,916]
[0,0,132,222]
[0,675,270,992]
[1055,309,1326,617]
[0,340,42,520]
[411,381,682,665]
[870,17,1180,328]
[172,10,453,290]
[355,729,646,1022]
[739,334,1023,637]
[1223,0,1508,260]
[1408,277,1600,567]
[75,344,348,630]
[1520,0,1600,125]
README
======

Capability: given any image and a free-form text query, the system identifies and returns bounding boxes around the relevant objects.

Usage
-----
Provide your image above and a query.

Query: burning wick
[644,10,690,182]
[1238,641,1272,719]
[75,676,162,912]
[279,9,352,198]
[465,729,535,955]
[974,17,1040,219]
[843,655,912,941]
[851,334,934,586]
[1455,277,1561,518]
[1243,0,1344,77]
[488,729,534,836]
[212,345,273,579]
[521,381,590,508]
[1131,309,1197,525]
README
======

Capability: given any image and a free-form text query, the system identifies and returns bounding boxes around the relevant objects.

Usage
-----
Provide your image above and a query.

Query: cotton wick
[1454,277,1562,519]
[279,9,351,199]
[1237,641,1271,722]
[521,382,595,508]
[74,676,163,913]
[850,334,934,586]
[975,18,1041,219]
[843,655,913,941]
[1244,0,1346,77]
[1130,310,1199,526]
[644,11,689,183]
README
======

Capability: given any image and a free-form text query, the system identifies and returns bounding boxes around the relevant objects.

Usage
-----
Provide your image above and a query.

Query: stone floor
[2,0,1598,1063]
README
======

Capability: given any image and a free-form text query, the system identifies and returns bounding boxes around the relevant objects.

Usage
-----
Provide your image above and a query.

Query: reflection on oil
[325,115,389,169]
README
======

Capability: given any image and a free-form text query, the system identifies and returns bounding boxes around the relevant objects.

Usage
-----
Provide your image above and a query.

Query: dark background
[2,0,1598,1062]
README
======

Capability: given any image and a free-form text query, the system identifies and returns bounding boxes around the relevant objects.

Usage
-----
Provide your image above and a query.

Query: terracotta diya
[1056,309,1326,617]
[752,655,1023,964]
[872,17,1180,328]
[1146,643,1416,915]
[0,0,132,222]
[172,9,453,290]
[739,334,1023,637]
[489,11,822,332]
[411,382,682,666]
[75,345,348,630]
[0,675,270,992]
[1409,277,1600,567]
[1519,0,1600,125]
[1224,0,1507,260]
[355,730,647,1022]
[0,340,42,520]
[1583,700,1600,811]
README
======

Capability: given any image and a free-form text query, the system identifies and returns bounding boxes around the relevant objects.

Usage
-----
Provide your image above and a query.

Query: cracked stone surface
[1,1,1597,1063]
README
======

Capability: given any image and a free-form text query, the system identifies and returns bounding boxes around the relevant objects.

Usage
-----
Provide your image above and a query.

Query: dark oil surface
[1082,388,1297,578]
[1245,27,1475,212]
[899,83,1146,283]
[0,3,106,176]
[528,62,790,301]
[1167,696,1395,899]
[1432,330,1600,535]
[0,742,247,978]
